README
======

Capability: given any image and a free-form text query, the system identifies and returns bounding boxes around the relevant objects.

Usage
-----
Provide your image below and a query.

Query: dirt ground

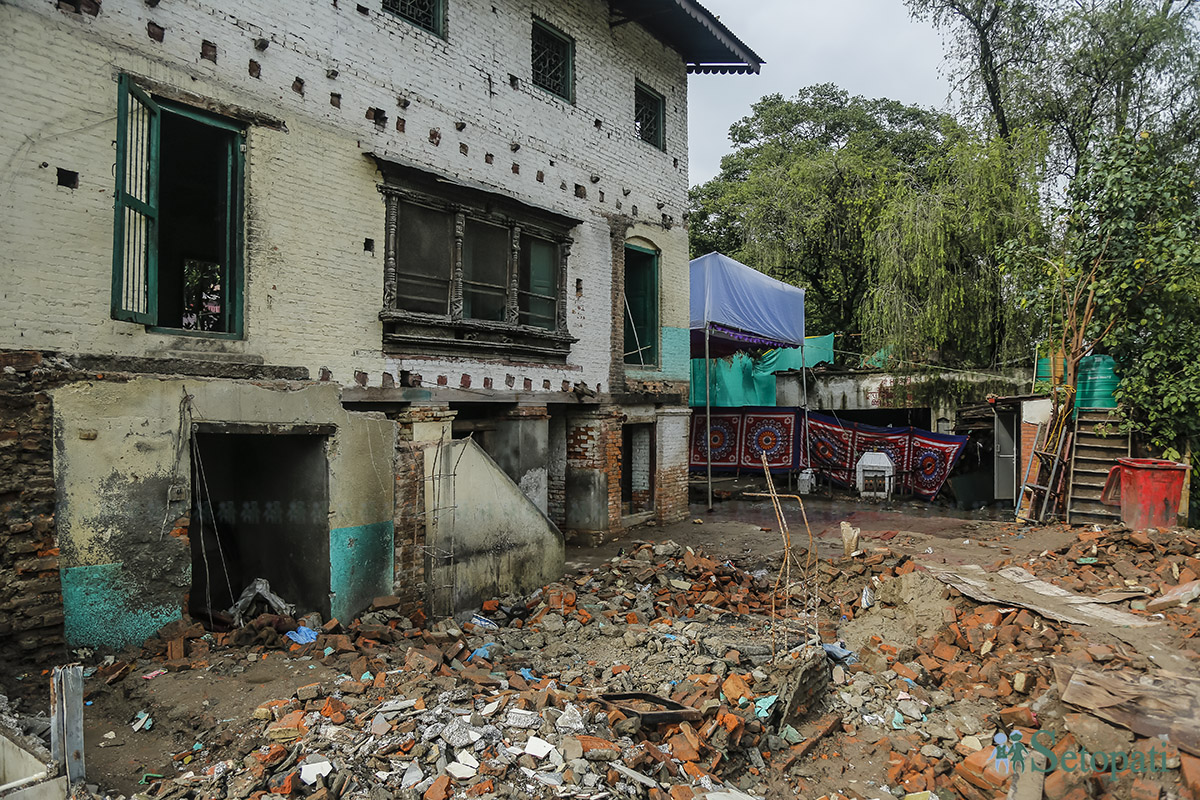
[567,485,1077,575]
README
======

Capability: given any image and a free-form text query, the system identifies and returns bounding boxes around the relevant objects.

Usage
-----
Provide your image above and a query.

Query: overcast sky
[686,1,953,186]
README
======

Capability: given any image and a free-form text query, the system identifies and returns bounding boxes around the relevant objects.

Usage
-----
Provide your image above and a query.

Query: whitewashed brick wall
[0,0,692,393]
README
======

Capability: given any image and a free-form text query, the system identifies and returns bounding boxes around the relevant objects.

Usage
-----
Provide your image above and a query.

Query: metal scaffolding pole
[705,324,713,512]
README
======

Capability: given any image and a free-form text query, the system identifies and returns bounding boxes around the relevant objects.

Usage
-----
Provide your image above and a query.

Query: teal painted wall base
[61,563,182,650]
[330,520,394,622]
[628,325,690,381]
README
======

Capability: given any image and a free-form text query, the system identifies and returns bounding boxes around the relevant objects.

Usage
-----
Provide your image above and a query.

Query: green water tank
[1076,355,1119,409]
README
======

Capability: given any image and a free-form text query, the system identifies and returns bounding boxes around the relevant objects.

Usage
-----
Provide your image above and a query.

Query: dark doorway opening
[190,432,330,619]
[621,423,655,516]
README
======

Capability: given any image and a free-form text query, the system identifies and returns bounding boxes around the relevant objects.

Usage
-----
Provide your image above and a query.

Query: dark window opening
[111,75,243,335]
[634,81,665,150]
[531,18,573,102]
[388,195,566,328]
[57,168,79,188]
[462,219,509,321]
[621,423,655,515]
[383,0,444,37]
[156,111,237,332]
[519,234,557,330]
[190,432,330,619]
[623,245,659,366]
[395,200,453,315]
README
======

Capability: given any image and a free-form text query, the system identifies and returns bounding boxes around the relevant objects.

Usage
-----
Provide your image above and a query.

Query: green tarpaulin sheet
[689,334,835,407]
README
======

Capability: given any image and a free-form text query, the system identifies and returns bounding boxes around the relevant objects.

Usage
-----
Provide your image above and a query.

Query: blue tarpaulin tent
[690,253,808,508]
[690,252,806,357]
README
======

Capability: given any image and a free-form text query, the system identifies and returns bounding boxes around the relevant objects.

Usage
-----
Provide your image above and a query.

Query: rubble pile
[86,542,836,800]
[1024,526,1200,630]
[812,529,1200,800]
[64,528,1200,800]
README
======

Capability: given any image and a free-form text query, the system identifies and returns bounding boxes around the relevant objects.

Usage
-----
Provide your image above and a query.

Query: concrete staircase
[1066,408,1130,526]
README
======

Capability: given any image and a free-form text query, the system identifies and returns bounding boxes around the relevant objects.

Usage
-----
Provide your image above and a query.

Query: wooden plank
[1054,661,1200,757]
[51,665,86,784]
[926,565,1157,628]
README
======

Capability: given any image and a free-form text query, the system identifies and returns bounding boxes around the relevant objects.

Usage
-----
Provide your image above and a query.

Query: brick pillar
[564,407,623,539]
[607,217,633,394]
[1016,421,1040,518]
[392,405,456,619]
[653,405,691,525]
[0,351,69,696]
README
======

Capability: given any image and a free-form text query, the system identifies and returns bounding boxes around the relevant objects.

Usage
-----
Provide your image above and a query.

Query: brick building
[0,0,761,665]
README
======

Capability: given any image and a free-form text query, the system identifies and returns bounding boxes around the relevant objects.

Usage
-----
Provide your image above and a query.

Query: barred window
[634,82,665,150]
[531,18,573,102]
[382,0,444,37]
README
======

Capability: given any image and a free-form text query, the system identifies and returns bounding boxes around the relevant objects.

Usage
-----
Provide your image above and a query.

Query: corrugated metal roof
[608,0,763,74]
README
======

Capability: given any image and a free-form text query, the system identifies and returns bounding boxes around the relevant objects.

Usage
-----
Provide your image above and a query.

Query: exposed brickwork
[607,217,634,393]
[0,352,80,694]
[655,463,689,525]
[1016,421,1040,518]
[391,436,427,619]
[624,378,688,397]
[654,408,691,526]
[566,409,624,534]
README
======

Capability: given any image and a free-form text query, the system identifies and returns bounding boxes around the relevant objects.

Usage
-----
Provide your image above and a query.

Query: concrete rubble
[8,526,1200,800]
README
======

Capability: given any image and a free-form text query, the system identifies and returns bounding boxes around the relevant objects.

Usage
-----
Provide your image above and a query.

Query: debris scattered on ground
[6,525,1200,800]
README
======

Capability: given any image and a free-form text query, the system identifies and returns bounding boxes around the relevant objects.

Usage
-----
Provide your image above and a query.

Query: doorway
[993,411,1018,502]
[621,423,655,517]
[190,430,330,619]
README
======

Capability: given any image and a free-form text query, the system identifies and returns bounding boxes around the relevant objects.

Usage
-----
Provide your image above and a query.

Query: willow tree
[862,129,1046,367]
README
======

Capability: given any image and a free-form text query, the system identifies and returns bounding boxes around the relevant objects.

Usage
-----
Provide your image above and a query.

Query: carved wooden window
[519,234,557,330]
[531,18,574,102]
[394,201,453,315]
[378,182,575,359]
[462,219,510,321]
[382,0,445,37]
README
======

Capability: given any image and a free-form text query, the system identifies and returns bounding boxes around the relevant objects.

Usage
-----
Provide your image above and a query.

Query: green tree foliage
[907,0,1200,176]
[687,85,960,338]
[1038,133,1200,455]
[686,85,1045,366]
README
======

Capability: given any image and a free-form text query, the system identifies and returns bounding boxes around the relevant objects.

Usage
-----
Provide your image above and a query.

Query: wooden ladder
[1017,424,1069,523]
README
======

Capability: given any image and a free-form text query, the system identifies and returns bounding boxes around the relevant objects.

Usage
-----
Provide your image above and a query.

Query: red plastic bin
[1100,457,1188,530]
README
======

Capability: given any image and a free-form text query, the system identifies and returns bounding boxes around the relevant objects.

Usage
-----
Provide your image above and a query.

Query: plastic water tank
[1077,355,1119,409]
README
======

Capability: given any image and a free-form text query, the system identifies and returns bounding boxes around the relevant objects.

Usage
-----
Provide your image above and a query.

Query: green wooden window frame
[381,0,445,37]
[623,243,660,367]
[531,17,574,103]
[634,81,665,150]
[111,74,245,338]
